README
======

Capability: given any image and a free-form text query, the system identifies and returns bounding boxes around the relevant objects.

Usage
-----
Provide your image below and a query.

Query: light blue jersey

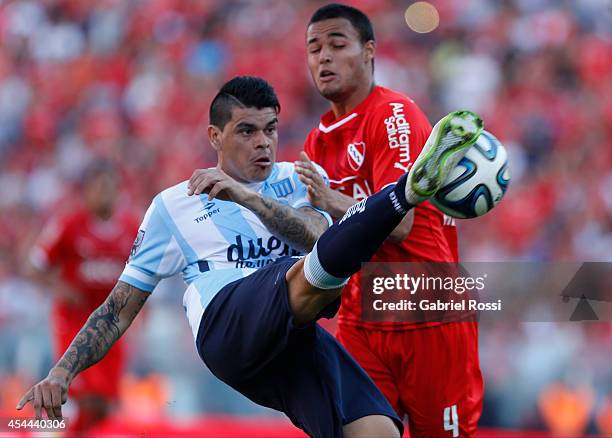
[120,162,331,339]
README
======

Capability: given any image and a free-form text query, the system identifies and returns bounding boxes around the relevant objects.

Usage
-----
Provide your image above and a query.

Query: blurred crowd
[0,0,610,434]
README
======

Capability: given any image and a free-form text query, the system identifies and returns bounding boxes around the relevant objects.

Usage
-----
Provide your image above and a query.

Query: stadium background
[0,0,610,436]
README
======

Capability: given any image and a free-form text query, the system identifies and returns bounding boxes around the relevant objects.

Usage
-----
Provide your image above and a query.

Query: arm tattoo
[249,196,328,252]
[56,281,148,378]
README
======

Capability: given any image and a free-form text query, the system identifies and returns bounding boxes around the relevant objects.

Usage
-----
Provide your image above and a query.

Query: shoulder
[149,180,201,220]
[35,207,87,249]
[365,87,430,134]
[368,87,421,118]
[374,85,415,104]
[56,208,88,231]
[155,180,189,205]
[115,209,141,231]
[305,126,321,141]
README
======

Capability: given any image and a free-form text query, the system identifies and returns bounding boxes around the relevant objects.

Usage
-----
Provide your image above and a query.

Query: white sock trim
[303,243,350,290]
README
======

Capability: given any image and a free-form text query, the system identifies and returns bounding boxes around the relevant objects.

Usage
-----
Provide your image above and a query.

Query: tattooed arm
[242,196,329,252]
[187,168,329,252]
[17,281,149,419]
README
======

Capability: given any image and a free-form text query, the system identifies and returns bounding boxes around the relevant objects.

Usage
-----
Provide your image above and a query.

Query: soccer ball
[431,130,510,219]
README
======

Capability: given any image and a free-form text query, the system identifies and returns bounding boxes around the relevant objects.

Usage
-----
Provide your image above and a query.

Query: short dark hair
[81,159,117,184]
[209,76,280,130]
[309,3,375,45]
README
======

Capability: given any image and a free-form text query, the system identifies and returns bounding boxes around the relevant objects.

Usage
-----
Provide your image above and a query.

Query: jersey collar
[243,163,279,193]
[318,85,383,133]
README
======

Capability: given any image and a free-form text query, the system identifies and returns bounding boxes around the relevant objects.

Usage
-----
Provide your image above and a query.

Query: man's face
[306,18,373,101]
[84,171,118,215]
[212,107,278,183]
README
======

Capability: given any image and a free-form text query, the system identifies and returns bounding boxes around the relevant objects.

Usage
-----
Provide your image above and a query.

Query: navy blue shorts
[196,257,403,438]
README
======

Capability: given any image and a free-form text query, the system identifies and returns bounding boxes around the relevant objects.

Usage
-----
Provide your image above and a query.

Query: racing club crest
[270,178,294,197]
[347,142,365,171]
[129,230,145,260]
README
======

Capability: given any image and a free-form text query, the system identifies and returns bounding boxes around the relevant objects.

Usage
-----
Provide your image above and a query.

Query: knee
[343,415,401,438]
[285,259,342,326]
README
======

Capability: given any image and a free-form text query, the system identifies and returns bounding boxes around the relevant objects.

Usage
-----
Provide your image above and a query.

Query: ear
[363,40,376,66]
[208,125,222,151]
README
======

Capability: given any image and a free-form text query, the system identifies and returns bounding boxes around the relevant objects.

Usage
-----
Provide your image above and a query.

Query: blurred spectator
[24,160,139,433]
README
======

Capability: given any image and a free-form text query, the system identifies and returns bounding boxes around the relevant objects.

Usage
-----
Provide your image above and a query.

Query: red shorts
[54,322,123,401]
[336,321,483,437]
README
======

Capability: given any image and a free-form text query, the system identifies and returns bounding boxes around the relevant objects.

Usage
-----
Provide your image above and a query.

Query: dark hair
[81,159,117,185]
[309,3,375,45]
[209,76,280,130]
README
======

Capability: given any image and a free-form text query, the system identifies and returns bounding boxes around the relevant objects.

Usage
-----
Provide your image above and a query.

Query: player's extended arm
[188,168,328,252]
[243,197,328,253]
[16,280,149,420]
[295,152,413,243]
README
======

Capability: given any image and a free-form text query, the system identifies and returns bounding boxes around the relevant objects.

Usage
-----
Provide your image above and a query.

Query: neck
[218,162,243,184]
[330,81,375,119]
[92,205,113,220]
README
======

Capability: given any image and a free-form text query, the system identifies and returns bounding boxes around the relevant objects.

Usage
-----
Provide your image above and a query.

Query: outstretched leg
[286,110,483,325]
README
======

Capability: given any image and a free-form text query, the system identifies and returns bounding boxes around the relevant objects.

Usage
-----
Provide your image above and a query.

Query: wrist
[314,186,334,214]
[49,366,72,384]
[238,188,261,209]
[227,182,254,205]
[327,190,353,218]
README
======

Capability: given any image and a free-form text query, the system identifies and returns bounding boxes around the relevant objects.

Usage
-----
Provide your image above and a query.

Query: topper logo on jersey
[227,235,300,268]
[194,202,221,223]
[347,142,366,171]
[384,102,411,173]
[200,201,216,212]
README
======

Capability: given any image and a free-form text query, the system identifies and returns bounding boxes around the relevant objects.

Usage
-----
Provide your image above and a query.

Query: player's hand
[187,168,251,203]
[294,152,333,210]
[16,368,70,420]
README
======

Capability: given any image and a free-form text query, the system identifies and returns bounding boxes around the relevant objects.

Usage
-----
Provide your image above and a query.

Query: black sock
[305,173,412,284]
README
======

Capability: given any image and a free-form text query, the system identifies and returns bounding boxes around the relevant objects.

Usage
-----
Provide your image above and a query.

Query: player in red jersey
[26,160,139,432]
[296,4,483,436]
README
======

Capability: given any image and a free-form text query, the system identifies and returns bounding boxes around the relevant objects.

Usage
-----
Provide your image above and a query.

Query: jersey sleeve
[290,164,333,226]
[28,215,70,271]
[119,196,186,293]
[366,99,432,192]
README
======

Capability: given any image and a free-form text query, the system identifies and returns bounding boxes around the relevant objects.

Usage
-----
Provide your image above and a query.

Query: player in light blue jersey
[18,76,483,438]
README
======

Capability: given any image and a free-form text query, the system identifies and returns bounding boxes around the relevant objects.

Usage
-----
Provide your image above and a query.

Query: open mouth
[319,70,336,82]
[253,157,272,167]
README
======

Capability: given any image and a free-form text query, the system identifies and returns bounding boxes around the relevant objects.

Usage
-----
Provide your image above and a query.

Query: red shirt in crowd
[29,207,139,398]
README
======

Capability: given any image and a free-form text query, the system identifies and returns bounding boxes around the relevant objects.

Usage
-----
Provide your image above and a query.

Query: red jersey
[30,207,139,323]
[304,85,458,330]
[29,207,139,400]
